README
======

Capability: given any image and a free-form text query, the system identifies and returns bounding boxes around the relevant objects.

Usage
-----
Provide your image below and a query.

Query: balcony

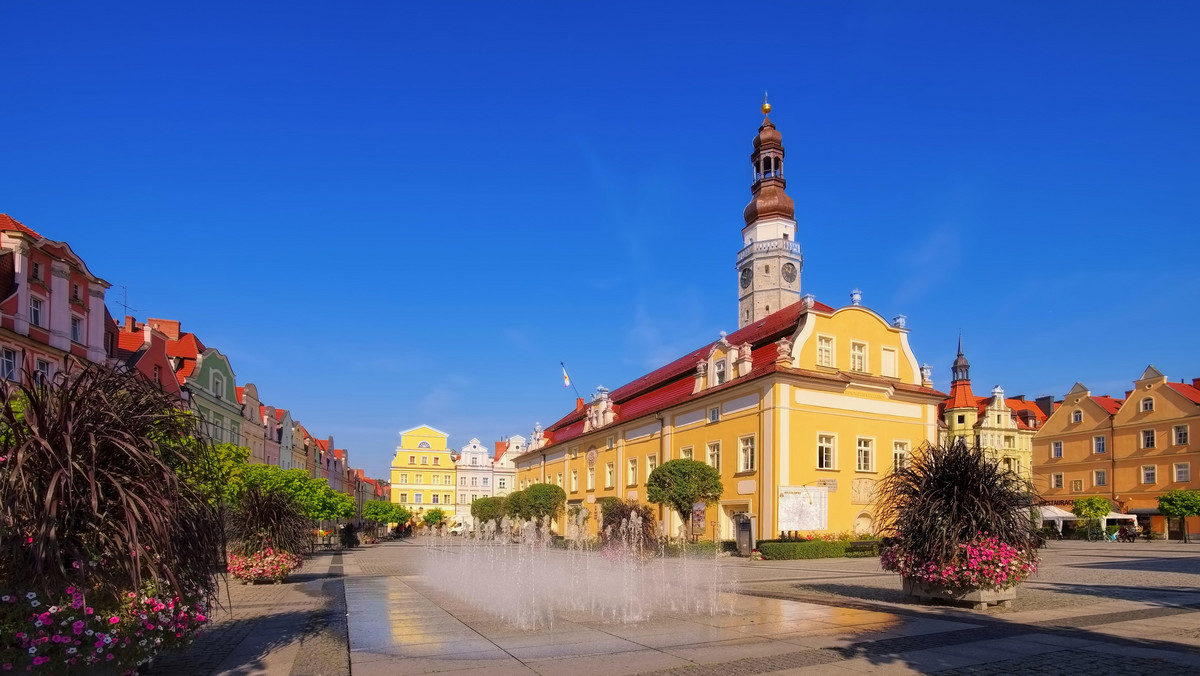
[737,238,803,265]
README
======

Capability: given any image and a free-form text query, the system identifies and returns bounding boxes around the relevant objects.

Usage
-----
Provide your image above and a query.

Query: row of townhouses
[389,425,519,526]
[0,213,389,519]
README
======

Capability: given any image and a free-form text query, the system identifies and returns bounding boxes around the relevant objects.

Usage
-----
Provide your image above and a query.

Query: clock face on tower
[782,263,797,283]
[740,267,753,289]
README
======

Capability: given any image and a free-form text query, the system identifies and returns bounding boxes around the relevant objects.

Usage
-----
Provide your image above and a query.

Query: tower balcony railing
[737,238,803,265]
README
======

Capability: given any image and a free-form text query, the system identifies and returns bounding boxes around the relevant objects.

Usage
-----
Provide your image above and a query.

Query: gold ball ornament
[762,102,772,115]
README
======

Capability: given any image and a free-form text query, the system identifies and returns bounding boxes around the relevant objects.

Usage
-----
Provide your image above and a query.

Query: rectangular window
[31,262,40,280]
[409,455,416,464]
[570,446,578,459]
[29,297,43,328]
[444,493,450,505]
[817,434,835,469]
[400,473,408,483]
[482,477,489,487]
[443,474,450,484]
[556,472,563,487]
[1142,430,1156,449]
[893,441,909,471]
[606,436,615,449]
[708,442,721,472]
[856,438,873,472]
[646,453,658,478]
[459,476,466,486]
[817,336,833,367]
[1052,441,1063,458]
[1052,473,1064,489]
[72,283,80,300]
[850,342,867,372]
[571,470,578,492]
[431,494,439,504]
[399,493,408,503]
[433,457,440,465]
[470,476,477,486]
[1093,470,1107,487]
[739,436,756,472]
[460,493,466,503]
[1142,465,1157,484]
[414,494,423,504]
[587,466,595,490]
[605,462,614,489]
[211,374,224,399]
[627,458,637,485]
[708,407,720,423]
[1,348,17,381]
[680,446,693,460]
[498,478,506,489]
[1094,436,1106,454]
[881,348,898,378]
[34,359,50,384]
[714,359,727,385]
[1175,425,1189,445]
[1175,463,1191,483]
[432,475,440,485]
[415,474,423,484]
[70,316,83,343]
[421,456,428,464]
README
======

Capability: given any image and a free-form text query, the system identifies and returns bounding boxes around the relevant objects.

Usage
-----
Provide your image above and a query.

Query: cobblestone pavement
[142,550,350,676]
[342,538,1200,675]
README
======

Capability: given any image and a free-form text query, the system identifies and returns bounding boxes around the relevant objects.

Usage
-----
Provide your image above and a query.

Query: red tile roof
[117,331,145,355]
[165,333,206,359]
[1092,396,1124,415]
[532,299,933,452]
[316,439,329,452]
[235,386,244,404]
[1166,382,1200,406]
[0,214,43,239]
[275,409,288,421]
[175,361,196,384]
[944,380,976,410]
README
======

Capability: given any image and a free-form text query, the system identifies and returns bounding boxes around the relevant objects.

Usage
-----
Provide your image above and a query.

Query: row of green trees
[1072,490,1200,542]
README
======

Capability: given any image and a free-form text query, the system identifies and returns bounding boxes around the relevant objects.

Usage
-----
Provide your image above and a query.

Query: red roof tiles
[0,214,43,239]
[1166,382,1200,406]
[1092,396,1124,415]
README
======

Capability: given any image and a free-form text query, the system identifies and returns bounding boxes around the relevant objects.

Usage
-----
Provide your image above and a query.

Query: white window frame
[817,433,836,470]
[400,473,408,483]
[570,469,578,492]
[70,315,84,343]
[211,373,224,399]
[707,441,721,472]
[29,296,44,328]
[1052,441,1063,458]
[1141,397,1154,412]
[816,335,834,368]
[708,407,720,423]
[714,359,727,385]
[679,446,694,460]
[556,472,563,487]
[1,348,17,381]
[1072,410,1083,423]
[1175,463,1191,483]
[605,462,614,489]
[1142,465,1157,484]
[1051,473,1064,489]
[587,466,595,491]
[1142,429,1156,449]
[646,453,658,479]
[893,440,909,471]
[856,437,874,472]
[627,458,638,486]
[34,359,50,384]
[1174,425,1189,446]
[1093,470,1107,487]
[850,341,867,373]
[738,436,755,472]
[1093,436,1106,454]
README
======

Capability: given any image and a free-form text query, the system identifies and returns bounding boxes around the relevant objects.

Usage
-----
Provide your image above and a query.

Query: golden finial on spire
[761,91,771,115]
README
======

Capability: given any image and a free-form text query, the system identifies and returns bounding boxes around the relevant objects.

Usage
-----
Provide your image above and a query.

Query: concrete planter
[902,577,1016,610]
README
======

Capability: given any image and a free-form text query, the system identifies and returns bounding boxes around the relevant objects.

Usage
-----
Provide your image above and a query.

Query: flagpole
[561,361,584,400]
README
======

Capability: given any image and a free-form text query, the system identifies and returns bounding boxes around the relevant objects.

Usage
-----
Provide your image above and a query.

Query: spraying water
[418,510,735,629]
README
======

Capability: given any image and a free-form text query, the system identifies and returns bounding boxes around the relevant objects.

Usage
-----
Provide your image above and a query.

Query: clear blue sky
[4,2,1198,481]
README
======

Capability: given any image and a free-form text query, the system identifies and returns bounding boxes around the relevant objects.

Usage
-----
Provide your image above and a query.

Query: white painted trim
[794,389,923,419]
[777,384,790,484]
[898,331,921,385]
[816,431,838,470]
[855,436,877,473]
[815,333,836,368]
[789,312,817,365]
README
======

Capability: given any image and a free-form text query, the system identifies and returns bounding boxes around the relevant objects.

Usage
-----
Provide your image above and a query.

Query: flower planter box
[902,577,1016,610]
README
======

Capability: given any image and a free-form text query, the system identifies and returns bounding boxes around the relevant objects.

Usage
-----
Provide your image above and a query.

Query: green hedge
[758,540,848,560]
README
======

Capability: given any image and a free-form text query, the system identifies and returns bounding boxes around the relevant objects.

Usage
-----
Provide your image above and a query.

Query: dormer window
[1141,397,1154,412]
[714,359,727,385]
[1072,410,1082,423]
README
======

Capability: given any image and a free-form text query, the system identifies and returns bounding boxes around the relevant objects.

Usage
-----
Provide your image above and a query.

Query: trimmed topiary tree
[646,459,723,539]
[525,483,566,527]
[470,496,506,525]
[1071,496,1112,541]
[1158,489,1200,543]
[422,508,447,530]
[504,489,529,521]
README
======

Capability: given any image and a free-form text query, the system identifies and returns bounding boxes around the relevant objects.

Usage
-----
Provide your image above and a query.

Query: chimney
[1125,390,1133,399]
[122,316,139,332]
[1034,396,1055,417]
[1011,395,1025,401]
[1193,377,1200,389]
[575,397,585,413]
[147,318,181,341]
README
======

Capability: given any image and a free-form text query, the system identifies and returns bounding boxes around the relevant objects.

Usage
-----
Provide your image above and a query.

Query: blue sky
[3,2,1198,481]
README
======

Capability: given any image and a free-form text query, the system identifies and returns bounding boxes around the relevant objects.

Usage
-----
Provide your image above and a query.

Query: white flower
[28,647,37,654]
[30,600,40,607]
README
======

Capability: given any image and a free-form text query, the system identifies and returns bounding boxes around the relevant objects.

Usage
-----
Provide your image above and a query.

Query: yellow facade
[390,425,459,522]
[514,302,942,543]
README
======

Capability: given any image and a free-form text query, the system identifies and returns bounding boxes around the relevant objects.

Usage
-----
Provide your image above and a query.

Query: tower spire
[951,334,971,384]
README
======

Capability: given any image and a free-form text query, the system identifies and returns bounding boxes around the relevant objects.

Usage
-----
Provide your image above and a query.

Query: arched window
[1141,397,1154,412]
[1072,410,1082,423]
[418,441,431,449]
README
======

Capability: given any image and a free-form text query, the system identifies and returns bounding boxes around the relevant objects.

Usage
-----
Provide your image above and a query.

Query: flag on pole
[562,364,571,388]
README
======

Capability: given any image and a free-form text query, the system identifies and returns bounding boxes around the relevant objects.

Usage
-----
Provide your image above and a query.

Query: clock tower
[737,98,804,328]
